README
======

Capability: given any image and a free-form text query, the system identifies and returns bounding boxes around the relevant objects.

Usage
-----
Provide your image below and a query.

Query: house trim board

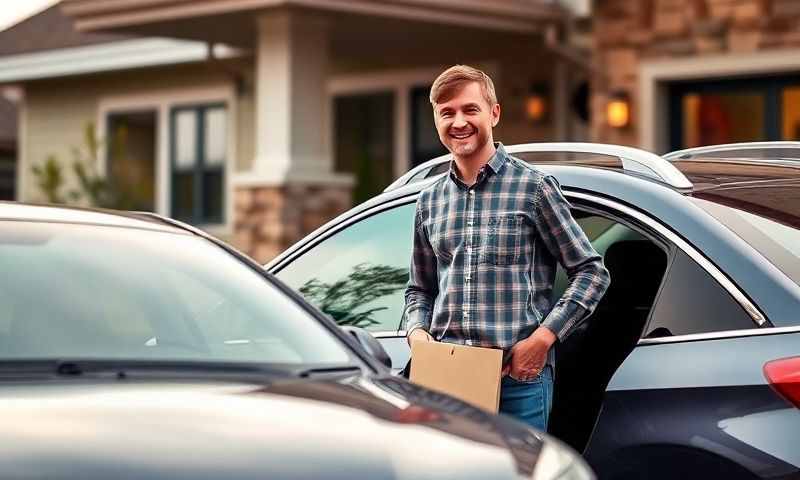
[64,0,559,34]
[0,38,243,84]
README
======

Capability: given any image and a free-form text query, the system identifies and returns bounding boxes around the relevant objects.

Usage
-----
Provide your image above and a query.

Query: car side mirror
[341,326,392,369]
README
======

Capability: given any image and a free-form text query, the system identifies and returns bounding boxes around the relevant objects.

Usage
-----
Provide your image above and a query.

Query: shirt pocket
[480,213,523,266]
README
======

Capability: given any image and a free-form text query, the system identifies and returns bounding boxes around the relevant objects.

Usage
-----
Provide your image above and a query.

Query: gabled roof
[0,4,126,57]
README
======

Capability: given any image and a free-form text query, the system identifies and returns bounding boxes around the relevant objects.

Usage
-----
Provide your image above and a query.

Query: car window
[645,249,756,337]
[692,197,800,289]
[0,221,351,365]
[552,214,643,299]
[276,203,415,332]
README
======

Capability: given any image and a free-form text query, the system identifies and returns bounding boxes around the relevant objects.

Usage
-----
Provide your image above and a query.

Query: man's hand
[407,328,433,345]
[502,327,557,381]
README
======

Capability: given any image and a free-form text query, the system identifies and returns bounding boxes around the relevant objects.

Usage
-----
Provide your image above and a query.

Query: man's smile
[450,129,475,140]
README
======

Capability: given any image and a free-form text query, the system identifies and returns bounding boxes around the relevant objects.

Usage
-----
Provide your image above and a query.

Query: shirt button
[466,247,472,253]
[467,221,473,226]
[469,190,475,196]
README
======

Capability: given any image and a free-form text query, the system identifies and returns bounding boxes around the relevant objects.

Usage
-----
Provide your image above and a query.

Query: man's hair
[429,65,498,107]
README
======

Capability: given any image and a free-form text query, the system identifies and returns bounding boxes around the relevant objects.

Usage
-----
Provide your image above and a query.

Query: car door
[582,235,800,479]
[273,199,417,370]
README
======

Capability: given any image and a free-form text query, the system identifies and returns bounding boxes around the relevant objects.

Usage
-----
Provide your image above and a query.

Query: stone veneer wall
[592,0,800,146]
[234,184,352,263]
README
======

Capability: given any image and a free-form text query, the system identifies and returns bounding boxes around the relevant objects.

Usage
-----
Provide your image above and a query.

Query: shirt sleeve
[533,175,611,341]
[403,199,438,334]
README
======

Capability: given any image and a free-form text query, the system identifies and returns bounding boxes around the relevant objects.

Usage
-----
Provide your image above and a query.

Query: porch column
[252,10,343,182]
[234,10,353,262]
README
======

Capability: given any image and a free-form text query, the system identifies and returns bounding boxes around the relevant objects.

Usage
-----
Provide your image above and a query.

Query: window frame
[169,103,227,225]
[96,85,236,236]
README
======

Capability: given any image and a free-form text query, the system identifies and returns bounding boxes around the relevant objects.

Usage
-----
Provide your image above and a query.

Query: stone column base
[233,183,352,263]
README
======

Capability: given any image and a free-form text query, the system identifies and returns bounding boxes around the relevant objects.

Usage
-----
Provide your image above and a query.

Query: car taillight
[763,356,800,409]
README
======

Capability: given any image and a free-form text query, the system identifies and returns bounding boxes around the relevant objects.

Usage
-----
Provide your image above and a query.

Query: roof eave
[61,0,564,35]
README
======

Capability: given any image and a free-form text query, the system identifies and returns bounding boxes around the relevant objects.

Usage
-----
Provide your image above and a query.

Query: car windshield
[0,221,351,365]
[692,196,800,288]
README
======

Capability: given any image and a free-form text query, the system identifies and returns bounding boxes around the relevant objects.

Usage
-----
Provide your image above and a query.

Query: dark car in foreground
[0,202,592,480]
[267,142,800,480]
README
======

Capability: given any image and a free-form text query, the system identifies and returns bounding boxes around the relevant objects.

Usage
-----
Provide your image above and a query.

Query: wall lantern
[606,90,630,128]
[525,83,549,123]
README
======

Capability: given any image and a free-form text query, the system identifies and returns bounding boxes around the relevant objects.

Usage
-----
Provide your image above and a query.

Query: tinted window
[276,204,415,332]
[692,197,800,288]
[0,222,350,365]
[645,249,755,337]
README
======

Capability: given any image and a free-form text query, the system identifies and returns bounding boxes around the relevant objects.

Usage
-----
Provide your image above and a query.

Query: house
[3,1,796,262]
[0,1,592,261]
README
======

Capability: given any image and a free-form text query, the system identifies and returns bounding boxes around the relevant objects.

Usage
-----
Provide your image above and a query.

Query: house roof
[61,0,565,37]
[0,3,127,57]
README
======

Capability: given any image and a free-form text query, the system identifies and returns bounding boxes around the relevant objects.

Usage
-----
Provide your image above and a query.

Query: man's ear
[491,103,501,127]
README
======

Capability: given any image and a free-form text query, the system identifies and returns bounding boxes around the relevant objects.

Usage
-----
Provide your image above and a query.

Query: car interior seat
[549,240,668,452]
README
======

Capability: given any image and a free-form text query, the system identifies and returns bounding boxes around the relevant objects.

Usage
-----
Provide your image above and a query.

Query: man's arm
[534,175,611,341]
[403,200,438,343]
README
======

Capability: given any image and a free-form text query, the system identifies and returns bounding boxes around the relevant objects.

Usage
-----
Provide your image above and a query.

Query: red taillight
[764,356,800,409]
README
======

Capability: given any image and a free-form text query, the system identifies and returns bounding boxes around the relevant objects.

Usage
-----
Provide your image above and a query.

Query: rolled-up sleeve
[403,200,438,334]
[534,175,611,341]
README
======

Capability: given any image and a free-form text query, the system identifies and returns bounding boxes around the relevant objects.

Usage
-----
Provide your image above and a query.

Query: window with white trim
[170,105,227,225]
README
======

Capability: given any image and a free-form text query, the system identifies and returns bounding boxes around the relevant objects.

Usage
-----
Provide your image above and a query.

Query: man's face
[434,81,500,158]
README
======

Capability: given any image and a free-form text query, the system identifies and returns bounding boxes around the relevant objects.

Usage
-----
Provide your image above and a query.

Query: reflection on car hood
[0,375,560,479]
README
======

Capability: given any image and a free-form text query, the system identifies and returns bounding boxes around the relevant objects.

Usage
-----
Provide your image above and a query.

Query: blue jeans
[499,366,553,431]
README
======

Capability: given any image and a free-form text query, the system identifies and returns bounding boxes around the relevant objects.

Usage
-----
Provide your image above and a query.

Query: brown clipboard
[409,340,503,412]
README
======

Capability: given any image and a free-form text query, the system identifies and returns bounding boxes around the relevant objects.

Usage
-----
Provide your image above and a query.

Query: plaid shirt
[403,143,610,361]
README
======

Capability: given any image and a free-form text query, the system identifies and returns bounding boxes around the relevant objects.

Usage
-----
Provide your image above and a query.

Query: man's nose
[453,112,467,128]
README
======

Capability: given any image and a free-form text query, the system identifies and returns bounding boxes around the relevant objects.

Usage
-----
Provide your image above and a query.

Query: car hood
[0,374,579,479]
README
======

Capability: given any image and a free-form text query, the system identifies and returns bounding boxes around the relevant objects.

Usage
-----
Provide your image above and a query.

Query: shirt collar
[448,142,508,187]
[486,142,509,174]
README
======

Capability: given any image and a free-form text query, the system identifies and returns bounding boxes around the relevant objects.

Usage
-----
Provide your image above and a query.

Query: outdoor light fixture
[606,90,630,128]
[525,83,549,123]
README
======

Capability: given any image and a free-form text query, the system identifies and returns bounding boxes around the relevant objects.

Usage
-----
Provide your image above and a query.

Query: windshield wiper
[0,360,298,381]
[295,365,362,378]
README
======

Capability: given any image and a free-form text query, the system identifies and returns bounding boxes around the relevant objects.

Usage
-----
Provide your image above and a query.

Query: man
[403,65,610,431]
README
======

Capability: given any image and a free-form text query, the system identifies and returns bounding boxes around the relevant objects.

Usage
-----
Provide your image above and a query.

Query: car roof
[0,201,189,234]
[385,142,694,193]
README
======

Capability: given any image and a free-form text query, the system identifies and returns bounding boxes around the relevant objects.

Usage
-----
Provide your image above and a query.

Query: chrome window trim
[663,141,800,161]
[638,325,800,346]
[386,142,694,192]
[372,330,405,339]
[380,326,800,345]
[570,191,766,326]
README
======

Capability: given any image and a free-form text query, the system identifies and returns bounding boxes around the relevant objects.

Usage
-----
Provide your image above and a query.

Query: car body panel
[590,328,800,478]
[0,375,574,479]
